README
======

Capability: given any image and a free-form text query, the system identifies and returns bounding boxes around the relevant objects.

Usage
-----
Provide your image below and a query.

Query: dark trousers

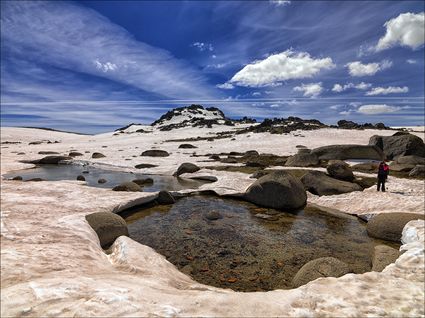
[377,177,386,192]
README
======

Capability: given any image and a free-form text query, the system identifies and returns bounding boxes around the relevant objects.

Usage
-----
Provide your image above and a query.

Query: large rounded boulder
[369,133,425,159]
[367,213,424,242]
[244,170,307,210]
[311,144,384,160]
[301,170,362,196]
[30,155,72,164]
[292,257,351,288]
[85,212,129,248]
[157,190,175,204]
[327,160,354,181]
[284,153,319,167]
[395,155,425,165]
[174,162,200,177]
[141,150,169,157]
[92,152,106,159]
[409,165,425,178]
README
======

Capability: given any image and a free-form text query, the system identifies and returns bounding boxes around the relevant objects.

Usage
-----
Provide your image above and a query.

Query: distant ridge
[21,126,92,135]
[115,104,393,134]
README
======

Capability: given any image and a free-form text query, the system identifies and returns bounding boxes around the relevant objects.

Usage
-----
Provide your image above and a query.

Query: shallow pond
[3,164,210,192]
[124,196,399,291]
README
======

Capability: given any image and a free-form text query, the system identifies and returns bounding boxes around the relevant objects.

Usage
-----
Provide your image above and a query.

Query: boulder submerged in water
[292,257,351,288]
[244,170,307,210]
[372,245,400,272]
[85,212,129,248]
[157,190,175,204]
[132,178,154,186]
[301,170,362,196]
[311,144,384,160]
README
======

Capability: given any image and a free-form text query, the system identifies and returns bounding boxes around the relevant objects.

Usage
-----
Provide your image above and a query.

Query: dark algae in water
[125,196,400,291]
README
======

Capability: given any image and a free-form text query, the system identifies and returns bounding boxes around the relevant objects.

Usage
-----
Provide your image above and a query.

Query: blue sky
[1,0,424,133]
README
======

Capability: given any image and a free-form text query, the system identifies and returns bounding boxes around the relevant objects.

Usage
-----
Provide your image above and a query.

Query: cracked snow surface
[1,126,424,317]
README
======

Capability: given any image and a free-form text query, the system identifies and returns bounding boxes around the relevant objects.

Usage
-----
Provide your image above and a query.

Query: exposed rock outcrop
[369,133,425,159]
[244,170,307,210]
[337,120,388,130]
[174,163,200,176]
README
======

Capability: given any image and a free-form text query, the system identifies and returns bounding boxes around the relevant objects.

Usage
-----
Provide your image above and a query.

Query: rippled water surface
[3,164,209,192]
[125,196,399,291]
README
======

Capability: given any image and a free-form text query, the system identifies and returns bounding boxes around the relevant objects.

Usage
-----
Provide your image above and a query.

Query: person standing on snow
[377,160,390,192]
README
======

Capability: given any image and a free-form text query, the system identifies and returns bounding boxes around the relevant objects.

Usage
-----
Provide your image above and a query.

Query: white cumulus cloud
[376,12,425,51]
[345,60,392,77]
[406,59,417,64]
[332,82,371,92]
[192,42,214,52]
[293,82,323,98]
[270,0,291,6]
[216,83,234,90]
[357,104,402,114]
[94,60,117,72]
[365,86,409,96]
[229,49,334,87]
